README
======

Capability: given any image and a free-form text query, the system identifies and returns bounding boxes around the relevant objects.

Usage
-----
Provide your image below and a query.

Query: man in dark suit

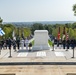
[71,39,75,49]
[16,36,20,50]
[66,39,70,51]
[8,37,12,57]
[62,39,66,49]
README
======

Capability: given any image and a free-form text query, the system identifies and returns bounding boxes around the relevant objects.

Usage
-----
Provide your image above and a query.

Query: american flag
[66,32,69,40]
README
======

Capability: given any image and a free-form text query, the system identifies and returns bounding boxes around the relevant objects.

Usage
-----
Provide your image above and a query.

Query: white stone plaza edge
[32,30,50,50]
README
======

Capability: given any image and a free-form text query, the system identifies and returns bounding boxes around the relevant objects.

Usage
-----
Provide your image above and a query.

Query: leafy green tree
[15,27,31,39]
[44,25,52,34]
[3,24,15,38]
[44,25,49,30]
[52,28,58,37]
[72,22,76,29]
[23,27,31,38]
[73,4,76,16]
[31,23,44,34]
[65,23,72,28]
[69,28,75,39]
[0,17,3,28]
[0,17,2,23]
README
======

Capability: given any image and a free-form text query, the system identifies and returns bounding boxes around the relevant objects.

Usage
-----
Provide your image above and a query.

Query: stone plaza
[0,46,76,75]
[0,30,76,75]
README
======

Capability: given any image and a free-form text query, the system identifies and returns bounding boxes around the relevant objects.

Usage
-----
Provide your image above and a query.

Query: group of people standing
[20,38,30,50]
[0,37,32,51]
[0,37,20,51]
[54,38,76,50]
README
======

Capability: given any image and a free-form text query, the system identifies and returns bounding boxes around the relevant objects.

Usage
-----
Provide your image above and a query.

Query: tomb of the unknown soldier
[32,30,50,50]
[0,2,76,74]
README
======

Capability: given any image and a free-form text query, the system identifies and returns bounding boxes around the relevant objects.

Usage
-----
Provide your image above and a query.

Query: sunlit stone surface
[32,30,50,50]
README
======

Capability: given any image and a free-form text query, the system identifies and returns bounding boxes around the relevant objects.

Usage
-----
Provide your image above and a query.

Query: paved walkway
[0,47,76,62]
[0,47,76,75]
[0,65,76,75]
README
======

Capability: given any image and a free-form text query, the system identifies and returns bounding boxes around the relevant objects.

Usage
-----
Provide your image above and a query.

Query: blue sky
[0,0,76,22]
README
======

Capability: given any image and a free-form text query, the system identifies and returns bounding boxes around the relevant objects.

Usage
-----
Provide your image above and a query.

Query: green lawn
[48,40,53,46]
[31,40,53,46]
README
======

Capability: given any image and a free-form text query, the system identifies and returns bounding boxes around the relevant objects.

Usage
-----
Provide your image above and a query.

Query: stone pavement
[0,46,76,62]
[0,47,76,75]
[0,65,76,75]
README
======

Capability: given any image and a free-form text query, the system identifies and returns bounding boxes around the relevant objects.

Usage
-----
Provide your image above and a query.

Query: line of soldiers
[0,37,20,51]
[0,37,32,51]
[54,38,76,50]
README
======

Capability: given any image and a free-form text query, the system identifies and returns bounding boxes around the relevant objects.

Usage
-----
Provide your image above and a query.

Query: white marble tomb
[32,30,50,50]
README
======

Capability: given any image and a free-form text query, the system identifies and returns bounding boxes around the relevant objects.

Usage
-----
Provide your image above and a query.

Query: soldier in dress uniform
[62,39,66,49]
[66,39,70,51]
[16,36,20,50]
[25,37,29,50]
[20,38,24,50]
[71,39,75,49]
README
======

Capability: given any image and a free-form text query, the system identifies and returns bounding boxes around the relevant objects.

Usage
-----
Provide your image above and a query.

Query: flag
[66,30,69,40]
[0,32,3,36]
[62,27,66,40]
[63,27,66,35]
[58,32,60,40]
[12,31,16,40]
[66,33,69,40]
[12,31,15,38]
[0,30,5,35]
[57,27,60,40]
[0,28,5,36]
